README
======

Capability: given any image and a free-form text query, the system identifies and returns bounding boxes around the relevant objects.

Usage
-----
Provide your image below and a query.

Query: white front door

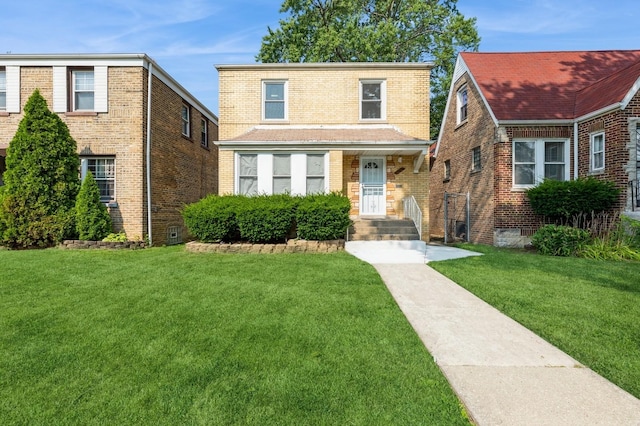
[360,157,386,215]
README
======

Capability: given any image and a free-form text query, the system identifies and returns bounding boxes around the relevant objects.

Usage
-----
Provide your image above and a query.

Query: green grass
[430,244,640,399]
[0,247,468,425]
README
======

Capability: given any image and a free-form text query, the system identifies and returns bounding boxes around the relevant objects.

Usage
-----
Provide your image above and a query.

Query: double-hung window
[590,132,605,172]
[471,146,481,172]
[201,118,208,148]
[273,154,291,194]
[72,69,94,111]
[81,157,116,203]
[457,86,468,123]
[238,154,258,195]
[181,104,191,137]
[360,80,385,120]
[513,139,569,187]
[306,154,325,194]
[0,67,6,111]
[263,81,286,120]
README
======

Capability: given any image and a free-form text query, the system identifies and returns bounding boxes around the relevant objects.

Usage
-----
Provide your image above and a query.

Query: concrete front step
[349,218,420,241]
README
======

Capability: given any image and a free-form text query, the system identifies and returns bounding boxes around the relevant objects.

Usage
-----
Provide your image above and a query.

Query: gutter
[146,61,153,246]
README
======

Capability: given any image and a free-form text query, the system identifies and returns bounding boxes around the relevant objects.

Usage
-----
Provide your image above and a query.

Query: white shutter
[6,66,20,113]
[94,66,108,112]
[52,66,67,112]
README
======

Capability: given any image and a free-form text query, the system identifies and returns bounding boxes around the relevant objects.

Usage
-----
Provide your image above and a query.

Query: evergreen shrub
[296,192,351,240]
[236,194,296,243]
[75,172,112,240]
[182,195,243,242]
[526,177,619,219]
[0,90,80,248]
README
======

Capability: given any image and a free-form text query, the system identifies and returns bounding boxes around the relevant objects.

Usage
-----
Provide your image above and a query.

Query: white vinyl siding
[53,67,67,112]
[237,153,328,196]
[5,66,20,113]
[0,69,5,110]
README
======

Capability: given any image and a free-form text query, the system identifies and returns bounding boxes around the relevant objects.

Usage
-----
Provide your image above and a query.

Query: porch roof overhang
[216,125,433,173]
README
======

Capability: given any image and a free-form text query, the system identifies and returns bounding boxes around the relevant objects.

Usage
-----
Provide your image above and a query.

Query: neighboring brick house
[0,54,218,245]
[215,63,432,240]
[430,50,640,246]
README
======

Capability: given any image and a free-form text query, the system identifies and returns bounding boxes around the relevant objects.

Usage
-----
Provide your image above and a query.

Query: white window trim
[590,131,605,172]
[181,104,191,137]
[457,85,468,124]
[262,80,288,121]
[72,69,95,112]
[359,79,387,121]
[235,152,328,195]
[80,157,116,204]
[201,118,208,147]
[512,139,570,189]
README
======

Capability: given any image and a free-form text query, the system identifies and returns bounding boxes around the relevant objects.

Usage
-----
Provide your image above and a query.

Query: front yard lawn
[0,247,468,425]
[430,244,640,399]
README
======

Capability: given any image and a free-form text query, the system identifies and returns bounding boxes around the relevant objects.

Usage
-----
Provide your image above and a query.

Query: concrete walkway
[345,241,640,425]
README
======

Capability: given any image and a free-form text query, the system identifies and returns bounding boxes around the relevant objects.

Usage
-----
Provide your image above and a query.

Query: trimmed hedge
[526,177,620,219]
[296,193,351,240]
[183,193,351,243]
[182,194,243,243]
[236,194,297,243]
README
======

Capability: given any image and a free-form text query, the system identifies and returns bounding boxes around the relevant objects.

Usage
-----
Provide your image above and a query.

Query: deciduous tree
[257,0,480,137]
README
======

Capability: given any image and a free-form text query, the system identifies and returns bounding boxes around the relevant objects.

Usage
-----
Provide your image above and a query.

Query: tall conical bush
[1,90,80,248]
[75,171,112,241]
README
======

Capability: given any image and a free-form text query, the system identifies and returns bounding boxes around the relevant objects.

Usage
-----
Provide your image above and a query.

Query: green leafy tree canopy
[1,89,80,248]
[257,0,480,137]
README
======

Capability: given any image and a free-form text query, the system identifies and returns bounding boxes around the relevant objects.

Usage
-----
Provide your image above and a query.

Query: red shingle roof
[461,50,640,121]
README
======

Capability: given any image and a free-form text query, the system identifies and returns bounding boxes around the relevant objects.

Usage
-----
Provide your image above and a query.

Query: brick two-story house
[0,54,218,245]
[215,63,432,240]
[430,50,640,246]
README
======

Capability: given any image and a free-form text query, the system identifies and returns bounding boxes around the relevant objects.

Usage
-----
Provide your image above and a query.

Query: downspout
[146,61,153,246]
[573,121,578,179]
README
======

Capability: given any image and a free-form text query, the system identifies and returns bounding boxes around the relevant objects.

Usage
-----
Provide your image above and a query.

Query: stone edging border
[59,240,147,250]
[186,239,345,254]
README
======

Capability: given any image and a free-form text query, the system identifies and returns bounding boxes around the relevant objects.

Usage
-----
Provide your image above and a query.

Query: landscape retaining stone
[185,239,345,254]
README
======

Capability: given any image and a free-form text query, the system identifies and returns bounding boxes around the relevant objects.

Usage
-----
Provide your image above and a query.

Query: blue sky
[1,0,638,115]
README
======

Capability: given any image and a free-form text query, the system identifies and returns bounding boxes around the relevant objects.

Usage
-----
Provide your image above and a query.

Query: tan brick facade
[216,63,431,241]
[0,55,218,246]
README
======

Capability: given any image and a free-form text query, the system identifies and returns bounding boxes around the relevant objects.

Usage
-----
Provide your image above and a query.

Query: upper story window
[590,131,605,172]
[71,69,94,111]
[181,104,191,137]
[444,159,451,181]
[360,80,386,120]
[263,81,287,120]
[457,85,468,124]
[0,67,6,111]
[81,157,116,203]
[471,146,481,172]
[513,139,569,188]
[201,118,208,148]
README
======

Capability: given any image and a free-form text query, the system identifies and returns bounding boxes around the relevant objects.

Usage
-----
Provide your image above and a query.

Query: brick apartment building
[0,54,218,245]
[215,63,432,240]
[430,50,640,246]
